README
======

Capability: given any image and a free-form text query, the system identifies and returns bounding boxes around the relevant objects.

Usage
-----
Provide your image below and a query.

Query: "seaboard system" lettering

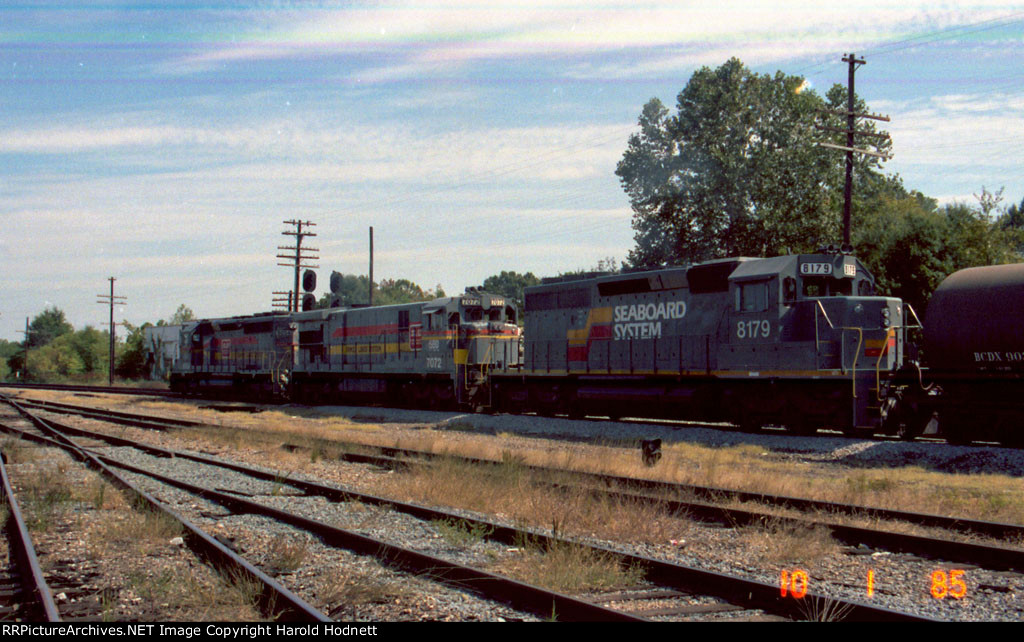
[613,301,686,340]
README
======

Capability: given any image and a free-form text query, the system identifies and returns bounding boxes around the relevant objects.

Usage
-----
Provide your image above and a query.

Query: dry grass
[316,564,411,611]
[795,595,856,622]
[735,517,841,565]
[1,437,38,464]
[493,539,644,593]
[127,566,264,621]
[377,456,690,547]
[263,534,309,574]
[28,389,1024,529]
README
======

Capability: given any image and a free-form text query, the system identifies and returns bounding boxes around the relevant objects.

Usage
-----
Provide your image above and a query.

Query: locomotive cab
[456,292,521,371]
[751,252,906,433]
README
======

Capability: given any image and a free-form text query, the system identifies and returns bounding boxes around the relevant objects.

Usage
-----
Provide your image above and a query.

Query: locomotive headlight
[882,308,890,318]
[854,304,864,314]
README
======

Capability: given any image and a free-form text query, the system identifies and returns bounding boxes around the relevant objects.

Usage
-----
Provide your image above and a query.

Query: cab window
[736,281,769,312]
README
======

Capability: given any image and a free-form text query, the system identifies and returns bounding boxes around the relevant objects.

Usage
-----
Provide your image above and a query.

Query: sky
[2,1,1022,341]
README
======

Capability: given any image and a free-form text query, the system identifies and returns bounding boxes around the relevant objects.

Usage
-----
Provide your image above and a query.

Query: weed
[440,421,477,433]
[20,463,74,531]
[318,570,409,611]
[432,518,494,548]
[795,595,855,622]
[100,589,119,622]
[265,535,308,574]
[739,517,839,564]
[495,541,643,593]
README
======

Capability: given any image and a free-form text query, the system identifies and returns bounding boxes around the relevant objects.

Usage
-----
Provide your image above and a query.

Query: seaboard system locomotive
[168,250,1024,446]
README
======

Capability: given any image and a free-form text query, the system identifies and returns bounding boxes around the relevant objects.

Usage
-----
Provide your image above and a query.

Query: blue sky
[2,1,1022,341]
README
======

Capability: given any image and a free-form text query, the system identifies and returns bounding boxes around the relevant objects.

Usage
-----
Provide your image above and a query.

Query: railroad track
[0,382,179,399]
[0,396,328,622]
[0,448,60,621]
[1,395,933,622]
[14,395,1024,546]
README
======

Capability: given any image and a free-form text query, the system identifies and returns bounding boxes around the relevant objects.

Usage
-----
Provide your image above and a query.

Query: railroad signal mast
[815,53,893,249]
[96,277,127,385]
[277,220,319,312]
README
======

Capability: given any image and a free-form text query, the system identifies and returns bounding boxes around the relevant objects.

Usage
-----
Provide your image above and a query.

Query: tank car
[903,263,1024,446]
[169,313,292,396]
[289,292,520,409]
[493,251,908,434]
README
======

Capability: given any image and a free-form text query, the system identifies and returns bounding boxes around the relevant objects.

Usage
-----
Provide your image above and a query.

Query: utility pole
[815,53,892,250]
[277,220,319,312]
[272,290,294,312]
[96,277,127,385]
[16,317,30,380]
[368,226,374,306]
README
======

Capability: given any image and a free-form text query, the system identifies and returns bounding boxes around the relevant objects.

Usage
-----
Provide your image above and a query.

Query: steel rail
[0,396,329,622]
[94,455,649,623]
[14,411,1024,574]
[24,395,1021,543]
[94,451,930,622]
[0,407,931,622]
[0,409,639,622]
[0,382,178,398]
[18,395,1024,549]
[0,450,61,622]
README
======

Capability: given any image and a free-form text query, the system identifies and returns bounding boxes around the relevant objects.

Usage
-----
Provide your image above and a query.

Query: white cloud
[160,1,1023,82]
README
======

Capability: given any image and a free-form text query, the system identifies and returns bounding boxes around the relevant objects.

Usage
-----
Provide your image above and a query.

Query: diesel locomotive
[489,250,907,436]
[166,251,1024,445]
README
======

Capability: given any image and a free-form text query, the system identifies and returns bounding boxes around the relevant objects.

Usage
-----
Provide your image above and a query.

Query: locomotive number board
[799,262,833,275]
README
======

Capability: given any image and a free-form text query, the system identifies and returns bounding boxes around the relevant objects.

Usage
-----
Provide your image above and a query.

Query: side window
[736,281,769,313]
[783,277,797,304]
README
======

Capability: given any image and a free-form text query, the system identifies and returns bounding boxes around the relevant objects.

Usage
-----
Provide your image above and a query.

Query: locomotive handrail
[904,303,924,330]
[813,300,837,370]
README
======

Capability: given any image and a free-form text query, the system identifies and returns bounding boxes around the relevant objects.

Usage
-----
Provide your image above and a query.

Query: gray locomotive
[491,251,908,435]
[165,251,1024,445]
[289,292,520,409]
[170,293,521,410]
[169,312,292,395]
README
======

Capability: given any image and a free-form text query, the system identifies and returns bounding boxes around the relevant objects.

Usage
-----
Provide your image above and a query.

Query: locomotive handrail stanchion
[875,327,895,402]
[814,300,837,370]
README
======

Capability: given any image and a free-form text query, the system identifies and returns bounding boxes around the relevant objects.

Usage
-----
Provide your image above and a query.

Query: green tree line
[617,57,1022,312]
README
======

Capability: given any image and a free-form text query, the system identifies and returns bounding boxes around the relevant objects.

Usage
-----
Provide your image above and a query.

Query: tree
[318,274,371,308]
[169,304,195,325]
[26,334,85,380]
[616,58,889,267]
[27,306,74,347]
[478,271,541,318]
[116,321,151,380]
[317,274,443,308]
[0,339,19,380]
[855,187,1022,313]
[66,326,109,374]
[375,279,443,305]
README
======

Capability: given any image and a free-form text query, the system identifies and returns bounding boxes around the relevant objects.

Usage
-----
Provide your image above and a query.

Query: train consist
[167,251,1024,446]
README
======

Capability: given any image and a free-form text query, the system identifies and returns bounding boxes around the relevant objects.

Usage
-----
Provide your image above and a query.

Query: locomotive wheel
[432,384,455,410]
[783,406,817,435]
[786,418,818,436]
[737,417,762,434]
[567,399,586,420]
